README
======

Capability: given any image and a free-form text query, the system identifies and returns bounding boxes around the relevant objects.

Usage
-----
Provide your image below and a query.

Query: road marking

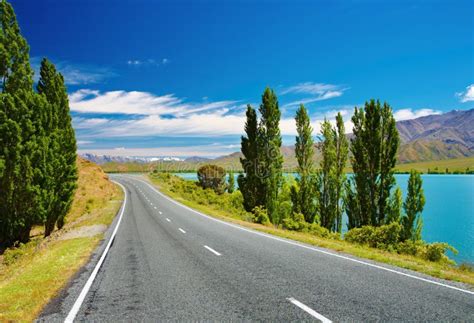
[64,181,127,323]
[204,245,221,256]
[129,177,474,296]
[159,211,163,214]
[287,298,332,322]
[154,206,157,209]
[179,228,186,234]
[166,218,171,222]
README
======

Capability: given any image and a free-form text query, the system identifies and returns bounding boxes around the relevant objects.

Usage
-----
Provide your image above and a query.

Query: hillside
[0,157,123,321]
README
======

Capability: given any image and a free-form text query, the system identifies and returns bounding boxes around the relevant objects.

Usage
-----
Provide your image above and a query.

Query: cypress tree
[401,170,425,241]
[227,171,235,193]
[316,119,336,229]
[238,105,262,211]
[386,187,402,224]
[292,104,316,222]
[345,100,399,228]
[37,58,77,235]
[258,87,283,223]
[333,112,348,233]
[0,0,39,245]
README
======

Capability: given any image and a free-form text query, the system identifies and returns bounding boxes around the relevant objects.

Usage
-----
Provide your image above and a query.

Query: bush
[197,164,227,194]
[282,212,307,231]
[344,223,457,263]
[253,206,270,225]
[345,222,402,249]
[422,242,457,263]
[282,213,340,239]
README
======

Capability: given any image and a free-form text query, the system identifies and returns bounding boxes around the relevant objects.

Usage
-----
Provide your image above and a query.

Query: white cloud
[127,58,168,67]
[393,108,441,121]
[456,84,474,102]
[70,89,441,140]
[282,82,344,95]
[30,57,115,85]
[281,82,348,108]
[69,89,239,116]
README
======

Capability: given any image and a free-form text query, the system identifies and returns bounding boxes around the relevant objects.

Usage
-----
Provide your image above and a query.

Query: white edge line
[287,297,332,323]
[179,228,186,234]
[64,181,127,323]
[127,176,474,296]
[204,245,222,256]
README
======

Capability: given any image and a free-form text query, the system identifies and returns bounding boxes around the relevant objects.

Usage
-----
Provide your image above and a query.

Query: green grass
[105,156,474,175]
[0,158,123,322]
[395,156,474,173]
[148,173,474,287]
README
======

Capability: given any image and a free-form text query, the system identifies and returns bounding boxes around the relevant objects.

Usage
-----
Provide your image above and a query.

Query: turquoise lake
[175,173,474,264]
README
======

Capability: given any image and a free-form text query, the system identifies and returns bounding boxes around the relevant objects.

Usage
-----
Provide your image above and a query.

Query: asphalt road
[41,174,474,322]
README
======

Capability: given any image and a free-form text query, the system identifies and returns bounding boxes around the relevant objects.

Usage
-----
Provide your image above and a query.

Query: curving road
[41,174,474,322]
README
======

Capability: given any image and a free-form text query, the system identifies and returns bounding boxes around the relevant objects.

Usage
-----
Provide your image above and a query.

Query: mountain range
[81,109,474,168]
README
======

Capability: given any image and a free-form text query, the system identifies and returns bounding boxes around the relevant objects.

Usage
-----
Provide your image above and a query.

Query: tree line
[0,0,77,247]
[238,87,425,241]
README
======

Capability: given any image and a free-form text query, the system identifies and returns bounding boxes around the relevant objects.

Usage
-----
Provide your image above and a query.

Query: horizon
[12,0,474,157]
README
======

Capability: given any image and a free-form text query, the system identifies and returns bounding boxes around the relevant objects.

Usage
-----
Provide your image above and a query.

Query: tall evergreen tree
[37,58,77,235]
[401,170,425,241]
[258,87,283,223]
[386,187,403,224]
[227,171,235,194]
[0,0,39,245]
[333,113,348,232]
[316,119,336,229]
[292,104,316,222]
[345,100,399,228]
[238,105,263,212]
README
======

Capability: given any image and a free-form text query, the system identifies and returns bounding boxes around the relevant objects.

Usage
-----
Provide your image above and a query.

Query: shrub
[197,164,227,194]
[345,222,402,249]
[422,243,458,263]
[396,240,424,256]
[253,206,270,225]
[282,212,307,231]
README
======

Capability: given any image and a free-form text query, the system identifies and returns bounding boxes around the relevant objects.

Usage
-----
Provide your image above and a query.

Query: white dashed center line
[287,298,332,323]
[179,228,186,234]
[166,218,171,222]
[204,245,221,256]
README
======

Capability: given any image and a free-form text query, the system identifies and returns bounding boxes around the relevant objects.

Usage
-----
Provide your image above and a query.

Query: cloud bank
[456,84,474,103]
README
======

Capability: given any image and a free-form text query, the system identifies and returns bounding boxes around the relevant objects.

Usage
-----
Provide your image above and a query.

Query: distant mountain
[184,156,212,163]
[212,108,474,165]
[396,109,474,162]
[80,153,183,165]
[82,109,474,169]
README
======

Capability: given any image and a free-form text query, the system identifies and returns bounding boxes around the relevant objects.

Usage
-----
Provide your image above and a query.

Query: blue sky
[12,0,474,157]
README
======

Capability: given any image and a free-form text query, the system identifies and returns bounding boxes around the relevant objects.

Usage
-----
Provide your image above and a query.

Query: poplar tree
[401,170,425,241]
[316,119,336,229]
[227,171,235,193]
[292,104,316,222]
[37,58,77,235]
[238,105,262,211]
[333,113,348,232]
[258,87,283,223]
[345,100,399,228]
[0,0,38,245]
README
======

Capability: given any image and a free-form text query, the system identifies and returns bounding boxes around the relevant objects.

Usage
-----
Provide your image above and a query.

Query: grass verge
[0,158,123,322]
[148,173,474,287]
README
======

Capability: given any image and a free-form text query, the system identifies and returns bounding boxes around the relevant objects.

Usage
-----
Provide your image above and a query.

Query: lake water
[175,173,474,264]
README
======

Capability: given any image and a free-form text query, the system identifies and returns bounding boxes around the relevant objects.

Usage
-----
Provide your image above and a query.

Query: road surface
[41,174,474,322]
